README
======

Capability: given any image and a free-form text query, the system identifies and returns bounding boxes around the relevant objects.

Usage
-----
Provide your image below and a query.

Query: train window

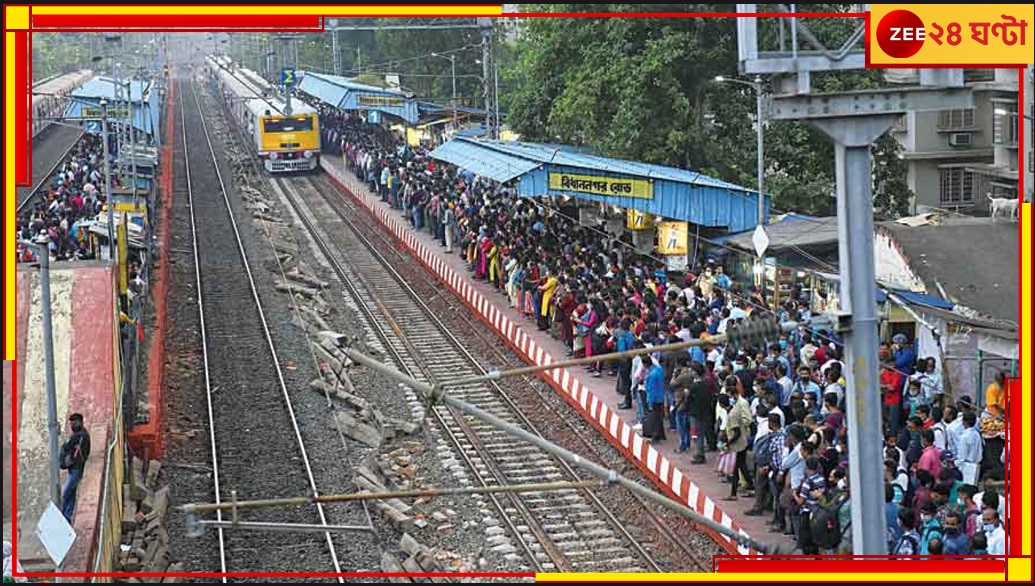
[263,116,314,133]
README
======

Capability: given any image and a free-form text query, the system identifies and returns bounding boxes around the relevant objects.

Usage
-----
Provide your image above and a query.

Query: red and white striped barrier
[322,158,755,556]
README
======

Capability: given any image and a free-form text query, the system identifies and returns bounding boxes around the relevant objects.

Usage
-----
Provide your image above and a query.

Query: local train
[204,56,320,173]
[31,69,93,138]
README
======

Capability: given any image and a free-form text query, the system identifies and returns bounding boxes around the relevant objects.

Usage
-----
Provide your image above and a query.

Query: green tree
[502,4,912,218]
[871,133,913,219]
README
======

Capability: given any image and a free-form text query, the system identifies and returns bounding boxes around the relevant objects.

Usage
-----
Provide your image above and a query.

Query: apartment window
[891,114,907,132]
[993,103,1018,146]
[937,108,975,130]
[964,69,996,82]
[939,168,975,205]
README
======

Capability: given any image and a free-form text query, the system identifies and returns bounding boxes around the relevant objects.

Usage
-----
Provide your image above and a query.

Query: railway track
[331,183,718,572]
[178,77,345,582]
[273,173,671,573]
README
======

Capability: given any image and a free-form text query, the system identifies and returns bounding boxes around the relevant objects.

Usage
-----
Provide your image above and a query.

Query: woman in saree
[537,268,559,331]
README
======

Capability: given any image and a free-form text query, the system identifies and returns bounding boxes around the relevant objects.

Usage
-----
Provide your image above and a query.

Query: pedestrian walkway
[12,264,118,572]
[322,156,794,556]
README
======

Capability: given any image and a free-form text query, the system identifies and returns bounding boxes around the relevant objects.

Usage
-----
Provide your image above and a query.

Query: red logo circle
[876,9,926,59]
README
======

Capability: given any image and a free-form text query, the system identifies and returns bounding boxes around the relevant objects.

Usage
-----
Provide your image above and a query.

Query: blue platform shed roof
[299,71,419,125]
[429,137,767,232]
[64,76,161,142]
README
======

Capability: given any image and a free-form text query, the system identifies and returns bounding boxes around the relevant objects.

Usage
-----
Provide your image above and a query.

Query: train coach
[205,56,320,173]
[31,69,93,138]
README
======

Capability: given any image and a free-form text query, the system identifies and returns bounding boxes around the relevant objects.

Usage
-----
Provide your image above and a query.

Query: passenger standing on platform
[537,268,559,331]
[723,380,753,500]
[672,362,694,453]
[442,202,455,252]
[793,455,827,555]
[59,413,90,523]
[614,318,636,409]
[644,353,667,443]
[563,281,579,356]
[881,359,904,435]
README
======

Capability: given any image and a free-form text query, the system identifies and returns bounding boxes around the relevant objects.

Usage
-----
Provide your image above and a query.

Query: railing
[91,294,128,582]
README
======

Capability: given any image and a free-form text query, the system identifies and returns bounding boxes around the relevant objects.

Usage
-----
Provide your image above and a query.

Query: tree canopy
[502,4,913,218]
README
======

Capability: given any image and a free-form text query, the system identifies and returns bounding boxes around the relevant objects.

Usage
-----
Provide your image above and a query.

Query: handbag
[717,450,736,475]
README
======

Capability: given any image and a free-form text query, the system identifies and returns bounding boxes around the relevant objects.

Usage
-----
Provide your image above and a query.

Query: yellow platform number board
[626,209,654,231]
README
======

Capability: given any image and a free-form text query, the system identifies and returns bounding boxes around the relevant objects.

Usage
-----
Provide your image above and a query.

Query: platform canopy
[63,76,161,142]
[430,137,768,233]
[298,71,419,125]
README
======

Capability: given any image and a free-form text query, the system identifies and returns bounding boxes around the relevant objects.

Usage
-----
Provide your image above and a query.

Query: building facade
[891,68,1021,215]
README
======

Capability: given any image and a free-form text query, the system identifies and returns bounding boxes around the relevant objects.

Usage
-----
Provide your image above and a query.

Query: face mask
[733,364,743,373]
[921,514,932,523]
[837,479,846,491]
[779,340,788,349]
[958,498,966,507]
[983,523,997,533]
[945,527,960,536]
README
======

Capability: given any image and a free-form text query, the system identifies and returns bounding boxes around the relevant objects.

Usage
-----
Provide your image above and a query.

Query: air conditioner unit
[949,132,973,146]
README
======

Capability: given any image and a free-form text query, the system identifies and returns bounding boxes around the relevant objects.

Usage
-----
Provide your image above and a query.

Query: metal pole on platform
[754,75,765,228]
[714,74,768,293]
[100,98,117,261]
[812,116,897,555]
[38,235,62,507]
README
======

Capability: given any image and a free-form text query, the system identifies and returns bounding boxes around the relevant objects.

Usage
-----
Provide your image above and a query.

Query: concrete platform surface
[13,264,117,571]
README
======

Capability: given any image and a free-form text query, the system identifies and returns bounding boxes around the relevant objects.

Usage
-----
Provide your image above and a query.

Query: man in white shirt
[956,412,983,485]
[933,405,957,453]
[981,509,1006,555]
[776,364,793,406]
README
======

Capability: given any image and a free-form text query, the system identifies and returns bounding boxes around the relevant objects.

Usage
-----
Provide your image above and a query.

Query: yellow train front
[246,99,320,173]
[205,55,320,174]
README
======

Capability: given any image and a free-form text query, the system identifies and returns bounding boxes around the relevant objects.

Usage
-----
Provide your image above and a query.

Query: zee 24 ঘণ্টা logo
[874,8,1028,60]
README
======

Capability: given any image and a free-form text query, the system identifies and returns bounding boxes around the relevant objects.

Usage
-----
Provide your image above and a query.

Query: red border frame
[5,4,1030,581]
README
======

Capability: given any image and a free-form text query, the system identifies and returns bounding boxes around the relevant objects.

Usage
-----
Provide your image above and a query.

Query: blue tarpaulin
[64,77,161,143]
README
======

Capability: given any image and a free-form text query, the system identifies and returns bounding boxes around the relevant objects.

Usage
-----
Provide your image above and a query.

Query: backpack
[811,492,850,550]
[898,469,917,508]
[753,431,777,470]
[896,532,920,556]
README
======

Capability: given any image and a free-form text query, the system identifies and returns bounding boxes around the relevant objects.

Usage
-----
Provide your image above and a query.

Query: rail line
[178,76,345,581]
[334,185,718,572]
[274,172,676,573]
[202,69,709,572]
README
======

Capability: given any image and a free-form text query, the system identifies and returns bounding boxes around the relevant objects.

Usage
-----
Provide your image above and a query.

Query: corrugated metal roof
[720,215,840,251]
[72,76,150,101]
[303,71,412,97]
[429,139,541,184]
[455,138,755,193]
[298,74,348,110]
[429,137,767,232]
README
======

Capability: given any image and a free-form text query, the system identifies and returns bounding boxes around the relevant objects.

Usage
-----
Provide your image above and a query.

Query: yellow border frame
[3,4,1030,582]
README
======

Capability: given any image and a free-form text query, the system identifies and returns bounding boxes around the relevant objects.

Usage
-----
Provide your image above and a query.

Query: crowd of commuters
[15,132,122,263]
[316,103,1010,557]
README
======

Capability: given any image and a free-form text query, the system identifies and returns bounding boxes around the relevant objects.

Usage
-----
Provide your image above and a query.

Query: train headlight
[269,152,279,160]
[303,150,314,159]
